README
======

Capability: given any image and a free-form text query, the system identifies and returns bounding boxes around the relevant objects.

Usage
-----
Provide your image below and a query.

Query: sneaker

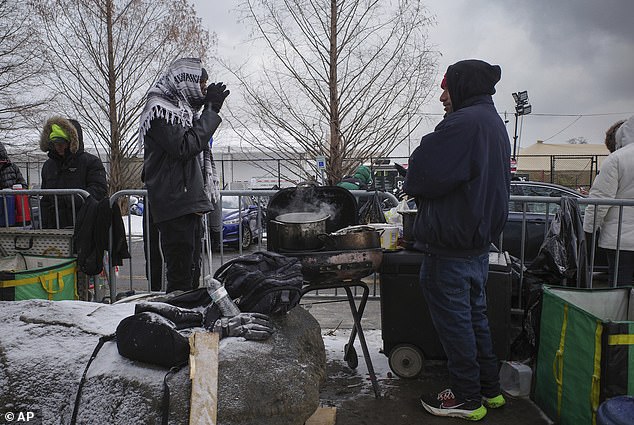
[420,389,487,421]
[482,394,506,409]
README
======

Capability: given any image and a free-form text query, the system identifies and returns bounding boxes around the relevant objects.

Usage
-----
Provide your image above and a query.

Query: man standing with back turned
[403,59,510,421]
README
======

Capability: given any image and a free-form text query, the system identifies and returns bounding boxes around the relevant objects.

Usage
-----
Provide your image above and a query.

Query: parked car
[221,195,266,249]
[502,180,608,270]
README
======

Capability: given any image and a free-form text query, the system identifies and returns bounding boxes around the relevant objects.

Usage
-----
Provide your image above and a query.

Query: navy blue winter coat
[403,60,510,256]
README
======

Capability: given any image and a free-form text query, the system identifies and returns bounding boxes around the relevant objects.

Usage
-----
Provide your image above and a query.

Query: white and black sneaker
[420,388,487,421]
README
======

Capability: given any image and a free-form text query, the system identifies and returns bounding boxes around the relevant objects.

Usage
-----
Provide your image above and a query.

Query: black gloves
[213,312,275,341]
[204,82,230,113]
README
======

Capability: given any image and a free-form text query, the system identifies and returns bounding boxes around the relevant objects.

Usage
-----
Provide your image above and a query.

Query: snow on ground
[121,214,143,237]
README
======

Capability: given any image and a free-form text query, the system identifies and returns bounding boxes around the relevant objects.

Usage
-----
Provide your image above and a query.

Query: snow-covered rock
[0,300,325,425]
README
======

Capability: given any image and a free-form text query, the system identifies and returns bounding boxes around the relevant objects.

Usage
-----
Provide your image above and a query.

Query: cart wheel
[388,344,424,379]
[344,343,359,369]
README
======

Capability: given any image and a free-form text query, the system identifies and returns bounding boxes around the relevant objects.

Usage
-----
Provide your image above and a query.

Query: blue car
[221,195,266,249]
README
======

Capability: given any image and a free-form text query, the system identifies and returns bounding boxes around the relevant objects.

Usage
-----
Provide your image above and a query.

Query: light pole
[512,91,531,160]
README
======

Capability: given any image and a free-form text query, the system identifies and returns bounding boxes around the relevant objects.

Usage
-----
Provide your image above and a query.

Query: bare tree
[0,0,51,146]
[29,0,214,194]
[225,0,439,184]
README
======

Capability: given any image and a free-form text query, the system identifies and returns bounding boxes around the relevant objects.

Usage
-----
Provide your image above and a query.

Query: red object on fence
[12,184,31,226]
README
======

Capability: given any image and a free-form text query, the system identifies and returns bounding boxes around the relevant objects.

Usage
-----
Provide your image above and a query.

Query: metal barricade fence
[107,189,399,300]
[500,195,634,313]
[0,188,90,230]
[106,190,633,311]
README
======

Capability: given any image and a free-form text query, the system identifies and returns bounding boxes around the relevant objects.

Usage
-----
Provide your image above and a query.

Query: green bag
[534,285,634,425]
[0,254,77,301]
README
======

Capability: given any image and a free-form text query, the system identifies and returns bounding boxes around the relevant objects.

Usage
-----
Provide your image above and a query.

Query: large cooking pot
[271,212,330,251]
[318,225,382,251]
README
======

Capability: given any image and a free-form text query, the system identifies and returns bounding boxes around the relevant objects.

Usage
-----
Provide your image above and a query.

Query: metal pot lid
[275,212,330,224]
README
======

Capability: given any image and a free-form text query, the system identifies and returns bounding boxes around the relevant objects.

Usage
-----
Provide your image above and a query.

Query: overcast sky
[192,0,634,156]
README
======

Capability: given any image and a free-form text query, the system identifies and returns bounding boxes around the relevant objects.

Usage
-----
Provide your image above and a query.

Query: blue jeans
[419,252,500,401]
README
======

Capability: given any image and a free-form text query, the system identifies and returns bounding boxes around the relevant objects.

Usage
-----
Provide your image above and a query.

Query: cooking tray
[284,247,383,284]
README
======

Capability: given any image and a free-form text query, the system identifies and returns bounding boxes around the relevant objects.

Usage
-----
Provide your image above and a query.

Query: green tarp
[0,254,77,301]
[535,285,634,425]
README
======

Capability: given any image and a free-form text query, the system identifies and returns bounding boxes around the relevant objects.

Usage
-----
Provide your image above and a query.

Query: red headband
[440,74,447,90]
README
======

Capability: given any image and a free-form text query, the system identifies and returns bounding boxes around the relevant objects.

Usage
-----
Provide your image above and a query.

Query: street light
[512,91,531,160]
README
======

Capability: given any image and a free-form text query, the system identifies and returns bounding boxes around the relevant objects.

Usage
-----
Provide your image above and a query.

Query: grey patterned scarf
[138,57,205,145]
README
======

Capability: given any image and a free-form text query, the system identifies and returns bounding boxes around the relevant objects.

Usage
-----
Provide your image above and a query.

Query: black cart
[379,249,512,378]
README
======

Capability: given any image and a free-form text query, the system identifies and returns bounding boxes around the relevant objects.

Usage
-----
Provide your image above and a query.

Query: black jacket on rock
[39,117,108,229]
[142,107,221,223]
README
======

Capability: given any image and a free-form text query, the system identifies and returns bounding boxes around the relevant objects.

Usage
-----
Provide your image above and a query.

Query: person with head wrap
[39,117,108,229]
[403,59,510,421]
[583,115,634,286]
[140,58,229,293]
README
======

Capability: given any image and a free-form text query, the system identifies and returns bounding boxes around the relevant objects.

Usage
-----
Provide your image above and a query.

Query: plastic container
[12,184,31,226]
[499,361,532,397]
[379,250,512,378]
[367,223,399,250]
[597,396,634,425]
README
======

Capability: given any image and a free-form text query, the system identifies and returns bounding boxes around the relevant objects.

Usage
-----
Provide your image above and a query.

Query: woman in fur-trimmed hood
[39,116,108,228]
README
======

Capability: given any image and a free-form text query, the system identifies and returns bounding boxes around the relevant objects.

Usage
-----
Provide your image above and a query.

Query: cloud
[193,0,634,152]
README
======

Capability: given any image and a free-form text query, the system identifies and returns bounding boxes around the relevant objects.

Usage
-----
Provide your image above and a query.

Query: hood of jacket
[615,115,634,150]
[445,59,501,112]
[0,143,8,161]
[39,116,81,154]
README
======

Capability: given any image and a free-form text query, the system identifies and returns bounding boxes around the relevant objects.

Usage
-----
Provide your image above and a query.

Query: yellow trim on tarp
[39,272,64,301]
[608,334,634,345]
[591,321,603,425]
[553,303,569,420]
[0,266,76,289]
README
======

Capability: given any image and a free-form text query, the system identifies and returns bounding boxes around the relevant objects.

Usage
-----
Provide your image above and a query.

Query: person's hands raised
[204,82,230,113]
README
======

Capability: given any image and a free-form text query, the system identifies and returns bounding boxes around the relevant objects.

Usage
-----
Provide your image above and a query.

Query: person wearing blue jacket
[404,59,510,421]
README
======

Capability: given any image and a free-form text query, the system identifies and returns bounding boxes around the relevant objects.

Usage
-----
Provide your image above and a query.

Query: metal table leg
[301,280,381,398]
[342,283,380,398]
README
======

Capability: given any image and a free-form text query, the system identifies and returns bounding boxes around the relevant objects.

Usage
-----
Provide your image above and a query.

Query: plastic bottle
[205,276,240,317]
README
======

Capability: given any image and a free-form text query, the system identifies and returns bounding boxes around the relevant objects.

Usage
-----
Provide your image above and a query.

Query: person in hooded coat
[140,57,229,293]
[0,143,26,189]
[404,59,510,421]
[39,117,108,229]
[336,165,372,190]
[583,115,634,286]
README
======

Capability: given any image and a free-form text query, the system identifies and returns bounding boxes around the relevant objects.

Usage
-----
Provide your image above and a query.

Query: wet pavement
[301,295,554,425]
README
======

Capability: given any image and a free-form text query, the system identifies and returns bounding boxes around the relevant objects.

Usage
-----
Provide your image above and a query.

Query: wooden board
[189,331,220,425]
[305,406,337,425]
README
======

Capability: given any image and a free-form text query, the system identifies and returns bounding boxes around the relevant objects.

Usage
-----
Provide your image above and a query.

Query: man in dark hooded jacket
[39,117,108,229]
[404,59,510,421]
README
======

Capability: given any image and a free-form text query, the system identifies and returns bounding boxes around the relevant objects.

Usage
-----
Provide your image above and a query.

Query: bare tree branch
[0,0,52,142]
[225,0,439,184]
[29,0,214,193]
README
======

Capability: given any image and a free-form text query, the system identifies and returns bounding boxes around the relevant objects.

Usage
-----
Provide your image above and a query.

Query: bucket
[499,361,532,397]
[597,396,634,425]
[367,223,399,250]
